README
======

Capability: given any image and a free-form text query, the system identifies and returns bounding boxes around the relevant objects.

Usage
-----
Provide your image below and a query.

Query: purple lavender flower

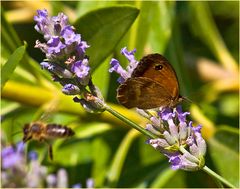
[72,183,82,188]
[72,178,94,188]
[1,141,25,169]
[109,47,138,83]
[46,174,57,188]
[47,36,66,54]
[2,141,93,187]
[146,105,206,171]
[86,178,94,188]
[71,58,90,83]
[61,25,81,45]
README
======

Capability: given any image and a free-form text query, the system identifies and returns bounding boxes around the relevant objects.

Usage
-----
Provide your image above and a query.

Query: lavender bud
[136,108,152,119]
[62,84,80,95]
[57,168,68,188]
[40,62,73,78]
[146,124,162,136]
[86,178,94,188]
[46,174,57,188]
[72,183,82,188]
[73,96,105,113]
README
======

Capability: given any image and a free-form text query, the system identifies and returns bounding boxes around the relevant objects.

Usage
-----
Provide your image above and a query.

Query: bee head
[31,123,41,133]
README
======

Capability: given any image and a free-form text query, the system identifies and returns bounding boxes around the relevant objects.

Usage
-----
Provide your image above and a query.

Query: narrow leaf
[1,43,27,89]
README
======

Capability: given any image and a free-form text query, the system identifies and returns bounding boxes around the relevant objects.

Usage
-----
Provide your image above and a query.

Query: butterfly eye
[154,64,163,70]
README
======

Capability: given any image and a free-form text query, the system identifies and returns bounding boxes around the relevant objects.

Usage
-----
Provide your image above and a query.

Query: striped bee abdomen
[46,124,75,138]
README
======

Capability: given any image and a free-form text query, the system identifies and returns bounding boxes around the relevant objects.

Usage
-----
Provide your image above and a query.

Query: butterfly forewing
[132,54,180,98]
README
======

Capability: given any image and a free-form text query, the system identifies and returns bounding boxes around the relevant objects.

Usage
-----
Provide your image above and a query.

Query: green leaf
[74,6,139,70]
[133,1,156,59]
[76,1,118,18]
[208,126,239,187]
[92,138,111,187]
[1,8,22,53]
[92,57,111,98]
[149,1,175,53]
[150,168,178,187]
[106,130,139,187]
[1,43,27,89]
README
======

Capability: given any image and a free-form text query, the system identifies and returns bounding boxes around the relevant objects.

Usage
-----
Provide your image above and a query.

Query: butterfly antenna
[182,96,193,104]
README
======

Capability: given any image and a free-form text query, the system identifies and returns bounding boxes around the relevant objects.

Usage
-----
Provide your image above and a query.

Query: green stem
[104,105,157,139]
[202,165,236,188]
[180,145,235,188]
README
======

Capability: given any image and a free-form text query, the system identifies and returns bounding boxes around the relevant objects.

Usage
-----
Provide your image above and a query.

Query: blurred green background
[1,1,239,188]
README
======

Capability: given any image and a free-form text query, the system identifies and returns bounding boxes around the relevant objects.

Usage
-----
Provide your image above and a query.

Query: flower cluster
[145,106,206,171]
[34,9,104,112]
[109,47,206,171]
[1,142,94,188]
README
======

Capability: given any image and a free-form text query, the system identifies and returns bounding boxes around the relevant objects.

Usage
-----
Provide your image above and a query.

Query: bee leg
[41,138,53,161]
[48,144,53,161]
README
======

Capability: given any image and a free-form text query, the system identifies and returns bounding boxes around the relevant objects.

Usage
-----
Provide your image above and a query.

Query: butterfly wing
[117,77,173,109]
[132,54,180,100]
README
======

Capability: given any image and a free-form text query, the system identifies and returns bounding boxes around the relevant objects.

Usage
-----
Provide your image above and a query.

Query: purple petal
[109,58,130,83]
[47,36,66,54]
[61,26,81,45]
[2,153,22,169]
[1,146,14,157]
[169,155,182,170]
[192,125,202,133]
[16,141,25,153]
[121,47,137,63]
[76,41,90,57]
[71,59,90,79]
[159,107,175,121]
[28,151,38,160]
[34,9,48,23]
[40,62,51,69]
[176,105,190,123]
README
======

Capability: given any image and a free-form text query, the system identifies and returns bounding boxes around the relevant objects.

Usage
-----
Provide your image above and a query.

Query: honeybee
[23,121,75,160]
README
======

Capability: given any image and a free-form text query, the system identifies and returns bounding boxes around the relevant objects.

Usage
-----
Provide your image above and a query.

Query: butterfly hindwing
[117,77,172,109]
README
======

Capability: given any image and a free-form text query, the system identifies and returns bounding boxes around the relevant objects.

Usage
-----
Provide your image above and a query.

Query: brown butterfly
[117,53,183,109]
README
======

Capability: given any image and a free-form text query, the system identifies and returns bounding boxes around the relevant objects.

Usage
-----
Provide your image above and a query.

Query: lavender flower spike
[34,9,105,113]
[34,9,90,82]
[147,105,206,171]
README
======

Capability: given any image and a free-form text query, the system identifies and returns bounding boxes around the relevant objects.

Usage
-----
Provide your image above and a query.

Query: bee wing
[32,99,59,122]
